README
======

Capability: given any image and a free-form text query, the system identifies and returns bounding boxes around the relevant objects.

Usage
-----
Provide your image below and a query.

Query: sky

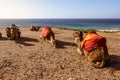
[0,0,120,19]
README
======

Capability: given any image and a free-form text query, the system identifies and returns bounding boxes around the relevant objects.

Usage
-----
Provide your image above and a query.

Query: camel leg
[87,46,106,68]
[49,34,56,48]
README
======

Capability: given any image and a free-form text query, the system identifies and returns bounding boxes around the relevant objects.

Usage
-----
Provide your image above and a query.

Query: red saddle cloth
[40,26,52,38]
[83,35,107,52]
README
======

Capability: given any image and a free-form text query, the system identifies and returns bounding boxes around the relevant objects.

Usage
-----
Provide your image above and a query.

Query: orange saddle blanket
[82,34,107,52]
[40,26,52,38]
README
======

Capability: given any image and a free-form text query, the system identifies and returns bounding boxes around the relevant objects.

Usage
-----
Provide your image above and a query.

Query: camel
[30,26,40,31]
[40,26,56,48]
[6,27,21,40]
[73,30,109,68]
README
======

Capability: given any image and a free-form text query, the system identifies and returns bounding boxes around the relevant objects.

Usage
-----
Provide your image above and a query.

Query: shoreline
[0,26,120,33]
[98,29,120,32]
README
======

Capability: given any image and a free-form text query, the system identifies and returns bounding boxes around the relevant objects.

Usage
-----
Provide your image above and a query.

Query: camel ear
[78,31,83,36]
[78,31,82,34]
[78,31,81,34]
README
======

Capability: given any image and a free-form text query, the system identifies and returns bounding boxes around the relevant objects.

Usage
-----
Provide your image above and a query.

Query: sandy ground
[0,27,120,80]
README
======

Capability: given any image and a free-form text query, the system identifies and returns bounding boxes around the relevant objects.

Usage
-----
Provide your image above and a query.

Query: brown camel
[6,27,21,40]
[30,26,40,31]
[40,26,56,48]
[73,30,109,68]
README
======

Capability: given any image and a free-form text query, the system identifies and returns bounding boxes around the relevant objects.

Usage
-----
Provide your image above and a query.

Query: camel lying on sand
[73,30,109,68]
[30,26,40,31]
[40,26,56,48]
[6,27,21,40]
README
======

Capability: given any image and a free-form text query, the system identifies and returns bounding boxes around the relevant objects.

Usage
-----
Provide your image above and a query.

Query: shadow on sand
[55,40,76,48]
[0,37,9,41]
[14,37,39,46]
[107,55,120,70]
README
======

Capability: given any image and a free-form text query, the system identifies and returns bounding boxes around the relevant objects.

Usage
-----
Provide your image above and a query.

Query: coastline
[98,29,120,33]
[0,26,120,33]
[0,19,120,31]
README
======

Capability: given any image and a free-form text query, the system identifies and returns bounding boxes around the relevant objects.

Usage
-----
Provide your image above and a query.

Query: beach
[0,19,120,30]
[0,27,120,80]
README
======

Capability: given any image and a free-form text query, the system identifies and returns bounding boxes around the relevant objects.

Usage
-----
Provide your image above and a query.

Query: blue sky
[0,0,120,18]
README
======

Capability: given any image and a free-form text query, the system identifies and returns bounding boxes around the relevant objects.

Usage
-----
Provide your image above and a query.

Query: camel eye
[76,32,78,34]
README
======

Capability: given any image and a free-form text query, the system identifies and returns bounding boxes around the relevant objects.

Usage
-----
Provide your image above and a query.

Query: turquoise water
[0,19,120,30]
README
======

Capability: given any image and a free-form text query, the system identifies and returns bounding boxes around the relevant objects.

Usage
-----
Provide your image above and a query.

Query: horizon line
[1,18,120,19]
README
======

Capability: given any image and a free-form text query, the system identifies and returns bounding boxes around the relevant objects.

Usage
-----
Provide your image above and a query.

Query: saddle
[82,32,107,52]
[40,26,53,38]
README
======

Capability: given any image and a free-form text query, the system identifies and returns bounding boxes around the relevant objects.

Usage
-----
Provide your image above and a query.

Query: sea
[0,19,120,30]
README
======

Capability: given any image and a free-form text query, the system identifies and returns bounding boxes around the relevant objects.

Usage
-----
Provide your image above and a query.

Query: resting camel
[40,26,56,48]
[6,27,21,40]
[73,30,109,68]
[30,26,40,31]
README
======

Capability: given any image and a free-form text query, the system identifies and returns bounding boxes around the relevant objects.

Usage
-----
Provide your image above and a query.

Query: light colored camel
[73,31,109,68]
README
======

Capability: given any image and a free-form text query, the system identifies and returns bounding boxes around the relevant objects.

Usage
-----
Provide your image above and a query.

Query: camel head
[73,31,83,41]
